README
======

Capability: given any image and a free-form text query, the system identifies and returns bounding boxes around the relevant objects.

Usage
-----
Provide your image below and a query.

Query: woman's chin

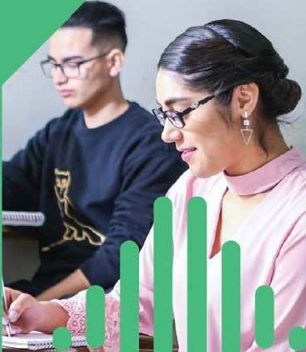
[189,163,219,179]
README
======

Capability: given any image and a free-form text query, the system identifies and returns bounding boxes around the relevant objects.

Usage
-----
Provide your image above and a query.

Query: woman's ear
[107,48,125,77]
[231,83,259,121]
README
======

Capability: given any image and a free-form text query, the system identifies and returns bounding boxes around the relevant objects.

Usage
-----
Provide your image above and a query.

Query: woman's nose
[161,120,183,144]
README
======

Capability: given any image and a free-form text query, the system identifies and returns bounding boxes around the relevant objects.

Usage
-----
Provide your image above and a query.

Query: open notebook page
[2,331,86,350]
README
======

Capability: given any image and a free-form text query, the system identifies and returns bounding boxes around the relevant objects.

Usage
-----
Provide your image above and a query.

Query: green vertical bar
[187,197,207,352]
[222,241,241,352]
[289,327,306,350]
[120,240,139,352]
[86,285,105,348]
[154,197,173,352]
[53,327,72,351]
[255,286,274,348]
[0,88,3,350]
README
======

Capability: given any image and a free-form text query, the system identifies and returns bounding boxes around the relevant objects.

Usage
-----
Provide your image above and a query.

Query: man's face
[48,27,112,110]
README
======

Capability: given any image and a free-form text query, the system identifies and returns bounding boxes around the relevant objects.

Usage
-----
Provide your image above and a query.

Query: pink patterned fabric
[56,292,120,352]
[56,284,153,351]
[55,292,86,336]
[103,295,120,351]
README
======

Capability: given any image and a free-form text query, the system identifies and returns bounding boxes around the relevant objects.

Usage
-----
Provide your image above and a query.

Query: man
[3,1,186,300]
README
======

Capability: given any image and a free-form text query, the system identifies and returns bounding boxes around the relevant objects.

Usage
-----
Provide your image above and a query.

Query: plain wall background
[3,0,306,282]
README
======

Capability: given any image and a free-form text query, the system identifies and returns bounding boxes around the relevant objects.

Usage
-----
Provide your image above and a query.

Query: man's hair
[61,1,127,52]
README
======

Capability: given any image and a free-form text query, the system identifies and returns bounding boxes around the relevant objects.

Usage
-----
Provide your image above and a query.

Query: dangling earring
[240,111,253,145]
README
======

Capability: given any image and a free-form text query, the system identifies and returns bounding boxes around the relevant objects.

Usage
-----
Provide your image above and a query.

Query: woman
[3,19,306,351]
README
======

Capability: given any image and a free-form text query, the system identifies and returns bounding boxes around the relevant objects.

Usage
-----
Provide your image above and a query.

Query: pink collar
[223,147,305,195]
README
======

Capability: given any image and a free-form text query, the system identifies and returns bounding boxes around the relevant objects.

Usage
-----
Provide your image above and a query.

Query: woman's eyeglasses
[152,95,215,128]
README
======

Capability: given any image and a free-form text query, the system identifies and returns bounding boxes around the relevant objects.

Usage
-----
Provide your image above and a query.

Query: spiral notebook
[2,331,87,350]
[2,211,45,227]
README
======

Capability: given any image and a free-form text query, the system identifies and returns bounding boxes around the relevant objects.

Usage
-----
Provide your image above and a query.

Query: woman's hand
[2,287,68,335]
[2,287,44,334]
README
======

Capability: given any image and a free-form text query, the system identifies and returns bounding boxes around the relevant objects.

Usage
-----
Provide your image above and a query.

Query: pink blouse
[58,147,306,352]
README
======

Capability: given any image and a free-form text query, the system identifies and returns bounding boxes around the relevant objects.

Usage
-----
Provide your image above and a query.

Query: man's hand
[36,269,90,301]
[2,287,68,334]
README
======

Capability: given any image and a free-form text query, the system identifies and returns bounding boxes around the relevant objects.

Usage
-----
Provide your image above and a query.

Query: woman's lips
[181,148,197,162]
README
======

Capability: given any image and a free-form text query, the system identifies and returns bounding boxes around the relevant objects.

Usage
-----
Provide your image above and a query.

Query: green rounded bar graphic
[255,286,275,348]
[86,285,105,348]
[289,327,306,350]
[121,240,140,351]
[51,197,305,351]
[188,197,207,352]
[52,326,71,351]
[154,197,173,352]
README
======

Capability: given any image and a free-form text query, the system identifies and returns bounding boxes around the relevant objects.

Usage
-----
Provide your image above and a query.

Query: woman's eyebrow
[160,97,191,106]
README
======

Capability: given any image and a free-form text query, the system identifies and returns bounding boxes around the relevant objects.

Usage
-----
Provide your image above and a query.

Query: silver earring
[240,111,253,145]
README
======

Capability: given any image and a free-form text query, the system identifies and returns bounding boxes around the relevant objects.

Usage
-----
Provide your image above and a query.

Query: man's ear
[107,48,125,77]
[230,83,259,121]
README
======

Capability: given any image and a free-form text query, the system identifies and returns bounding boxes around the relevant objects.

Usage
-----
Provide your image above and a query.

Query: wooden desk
[139,334,178,351]
[2,226,39,240]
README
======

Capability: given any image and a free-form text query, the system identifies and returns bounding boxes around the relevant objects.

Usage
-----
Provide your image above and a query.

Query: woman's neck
[226,125,289,176]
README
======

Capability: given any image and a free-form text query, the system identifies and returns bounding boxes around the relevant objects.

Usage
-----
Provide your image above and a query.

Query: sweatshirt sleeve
[80,130,186,288]
[3,119,55,211]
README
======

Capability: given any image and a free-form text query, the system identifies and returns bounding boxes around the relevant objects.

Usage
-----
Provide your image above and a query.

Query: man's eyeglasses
[40,52,110,79]
[152,95,215,128]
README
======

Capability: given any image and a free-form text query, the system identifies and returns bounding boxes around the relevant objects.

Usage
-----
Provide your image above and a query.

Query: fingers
[3,287,23,334]
[2,324,9,336]
[3,287,37,335]
[2,315,9,325]
[8,293,35,323]
[2,324,22,335]
[3,307,22,335]
[4,287,22,307]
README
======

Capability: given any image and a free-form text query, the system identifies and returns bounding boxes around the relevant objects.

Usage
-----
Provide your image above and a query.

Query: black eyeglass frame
[40,51,110,79]
[152,94,215,128]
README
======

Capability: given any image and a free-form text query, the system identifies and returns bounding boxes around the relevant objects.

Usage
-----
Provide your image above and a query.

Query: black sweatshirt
[3,102,186,294]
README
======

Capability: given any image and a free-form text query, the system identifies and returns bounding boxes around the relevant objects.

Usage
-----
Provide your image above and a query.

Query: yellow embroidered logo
[41,169,106,252]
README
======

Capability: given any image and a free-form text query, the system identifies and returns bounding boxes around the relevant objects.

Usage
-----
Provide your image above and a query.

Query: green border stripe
[0,89,2,240]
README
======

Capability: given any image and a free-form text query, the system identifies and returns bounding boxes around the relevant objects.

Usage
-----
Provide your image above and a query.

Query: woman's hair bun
[262,78,302,117]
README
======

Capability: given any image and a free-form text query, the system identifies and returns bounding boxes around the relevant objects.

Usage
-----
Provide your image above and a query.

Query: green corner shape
[0,0,84,85]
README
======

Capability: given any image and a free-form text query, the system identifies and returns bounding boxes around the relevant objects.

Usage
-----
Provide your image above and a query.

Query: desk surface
[2,226,39,240]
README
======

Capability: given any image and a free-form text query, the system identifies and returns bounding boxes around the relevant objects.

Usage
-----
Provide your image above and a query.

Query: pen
[2,279,12,337]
